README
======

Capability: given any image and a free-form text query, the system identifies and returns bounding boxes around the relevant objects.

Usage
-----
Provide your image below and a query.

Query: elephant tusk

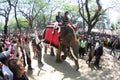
[70,47,77,60]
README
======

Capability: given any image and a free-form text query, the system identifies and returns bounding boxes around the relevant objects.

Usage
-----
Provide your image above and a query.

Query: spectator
[110,38,118,56]
[8,58,29,80]
[24,37,33,70]
[79,35,87,59]
[0,46,13,80]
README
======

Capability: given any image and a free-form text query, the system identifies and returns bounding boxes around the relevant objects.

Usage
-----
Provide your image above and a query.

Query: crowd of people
[0,30,43,80]
[78,32,120,60]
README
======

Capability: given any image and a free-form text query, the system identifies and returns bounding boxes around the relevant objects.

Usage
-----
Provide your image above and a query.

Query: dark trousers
[79,47,85,58]
[37,49,42,63]
[87,43,91,52]
[118,55,120,60]
[26,52,31,67]
[94,55,101,67]
[110,47,115,56]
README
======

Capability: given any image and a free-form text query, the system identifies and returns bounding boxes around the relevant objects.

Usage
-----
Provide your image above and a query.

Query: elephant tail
[70,47,77,60]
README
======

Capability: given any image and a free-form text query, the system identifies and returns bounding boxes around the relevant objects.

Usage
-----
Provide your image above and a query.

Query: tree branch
[90,0,101,23]
[85,0,90,22]
[78,0,88,23]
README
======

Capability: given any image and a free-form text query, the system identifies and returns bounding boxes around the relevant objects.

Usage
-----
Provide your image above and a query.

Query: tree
[18,0,50,29]
[11,0,22,33]
[0,0,12,34]
[114,17,120,34]
[78,0,106,34]
[0,21,4,31]
[8,16,29,30]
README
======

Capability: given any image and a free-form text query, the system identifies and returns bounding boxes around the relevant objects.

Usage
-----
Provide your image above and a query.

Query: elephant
[43,23,79,71]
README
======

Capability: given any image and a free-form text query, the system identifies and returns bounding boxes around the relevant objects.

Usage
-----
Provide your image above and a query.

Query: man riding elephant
[62,11,70,25]
[62,11,78,31]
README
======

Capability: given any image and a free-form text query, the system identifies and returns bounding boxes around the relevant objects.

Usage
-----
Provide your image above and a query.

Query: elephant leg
[61,45,69,60]
[68,50,73,59]
[44,45,47,53]
[50,47,55,56]
[56,49,62,63]
[74,59,79,71]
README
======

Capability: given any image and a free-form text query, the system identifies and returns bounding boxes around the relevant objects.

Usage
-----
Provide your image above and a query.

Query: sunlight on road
[27,42,120,80]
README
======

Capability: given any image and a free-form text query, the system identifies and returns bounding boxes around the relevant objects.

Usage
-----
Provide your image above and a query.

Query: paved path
[26,44,120,80]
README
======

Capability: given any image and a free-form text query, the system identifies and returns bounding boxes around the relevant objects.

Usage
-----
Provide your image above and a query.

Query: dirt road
[26,44,120,80]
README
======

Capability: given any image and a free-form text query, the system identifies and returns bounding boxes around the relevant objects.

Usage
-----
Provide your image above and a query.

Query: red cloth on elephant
[44,24,59,47]
[43,22,77,48]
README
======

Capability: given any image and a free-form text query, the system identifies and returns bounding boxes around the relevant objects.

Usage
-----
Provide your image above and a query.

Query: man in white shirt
[0,46,13,80]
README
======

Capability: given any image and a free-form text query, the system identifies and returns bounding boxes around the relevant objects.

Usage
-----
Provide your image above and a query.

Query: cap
[0,49,11,63]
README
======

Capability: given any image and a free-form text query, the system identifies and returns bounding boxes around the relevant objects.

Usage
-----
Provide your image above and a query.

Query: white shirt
[24,43,30,57]
[13,43,17,57]
[2,64,13,80]
[95,42,100,50]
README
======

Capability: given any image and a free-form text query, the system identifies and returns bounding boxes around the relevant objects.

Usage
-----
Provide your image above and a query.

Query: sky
[101,0,120,24]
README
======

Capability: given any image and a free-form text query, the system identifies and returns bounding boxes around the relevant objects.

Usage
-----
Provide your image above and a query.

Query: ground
[26,43,120,80]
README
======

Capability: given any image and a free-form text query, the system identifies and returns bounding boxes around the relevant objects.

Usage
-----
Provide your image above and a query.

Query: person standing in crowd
[86,43,95,66]
[0,45,13,80]
[8,58,29,80]
[24,37,33,70]
[110,38,118,56]
[87,35,92,52]
[94,39,100,55]
[36,41,43,64]
[79,35,87,59]
[56,11,62,23]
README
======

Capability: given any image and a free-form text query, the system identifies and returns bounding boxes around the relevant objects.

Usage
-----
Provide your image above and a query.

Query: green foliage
[62,3,79,23]
[114,16,120,34]
[8,16,29,30]
[0,22,4,30]
[0,0,114,32]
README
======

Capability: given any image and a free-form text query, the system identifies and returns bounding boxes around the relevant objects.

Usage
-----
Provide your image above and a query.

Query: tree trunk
[4,18,9,35]
[4,25,8,35]
[29,20,33,29]
[87,27,92,34]
[15,15,21,33]
[43,15,46,28]
[14,7,21,33]
[48,11,52,24]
